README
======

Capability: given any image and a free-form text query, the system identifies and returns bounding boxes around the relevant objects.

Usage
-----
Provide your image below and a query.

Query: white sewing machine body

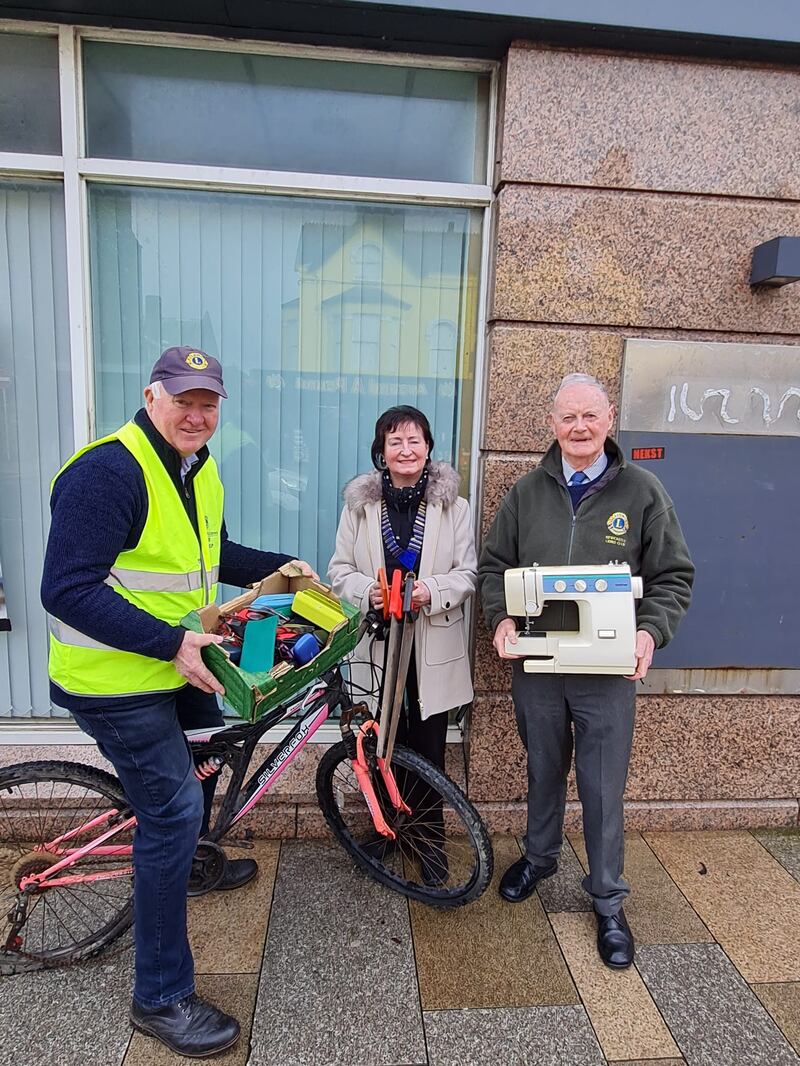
[504,563,644,674]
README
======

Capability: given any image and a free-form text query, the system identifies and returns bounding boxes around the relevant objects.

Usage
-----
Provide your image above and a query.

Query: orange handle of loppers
[378,567,390,619]
[388,569,403,619]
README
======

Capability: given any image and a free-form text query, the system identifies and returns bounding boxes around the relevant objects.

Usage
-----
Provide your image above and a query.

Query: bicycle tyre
[0,761,134,975]
[316,740,493,908]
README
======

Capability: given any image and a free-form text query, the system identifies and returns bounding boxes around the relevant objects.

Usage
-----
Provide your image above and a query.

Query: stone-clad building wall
[468,43,800,832]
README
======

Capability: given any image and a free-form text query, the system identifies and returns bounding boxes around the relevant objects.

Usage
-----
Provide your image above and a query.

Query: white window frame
[0,18,497,743]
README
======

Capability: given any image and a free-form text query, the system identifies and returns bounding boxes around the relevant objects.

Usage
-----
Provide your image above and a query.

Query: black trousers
[388,649,448,838]
[395,651,448,771]
[511,667,636,915]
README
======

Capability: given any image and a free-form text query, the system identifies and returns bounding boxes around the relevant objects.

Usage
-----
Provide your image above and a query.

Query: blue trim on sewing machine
[541,575,632,593]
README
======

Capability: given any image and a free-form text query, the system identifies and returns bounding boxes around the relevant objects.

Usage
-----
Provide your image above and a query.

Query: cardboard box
[181,564,361,721]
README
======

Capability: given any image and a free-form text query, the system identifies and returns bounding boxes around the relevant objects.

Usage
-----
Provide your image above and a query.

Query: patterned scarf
[381,465,429,570]
[381,463,429,509]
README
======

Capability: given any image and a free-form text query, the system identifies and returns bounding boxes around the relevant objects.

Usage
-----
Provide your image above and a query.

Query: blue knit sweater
[41,409,293,710]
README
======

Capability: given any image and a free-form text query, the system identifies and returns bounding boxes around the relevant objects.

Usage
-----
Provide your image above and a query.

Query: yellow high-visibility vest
[48,420,223,697]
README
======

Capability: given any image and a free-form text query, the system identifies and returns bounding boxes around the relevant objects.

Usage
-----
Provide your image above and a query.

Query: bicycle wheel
[0,761,135,974]
[316,739,493,907]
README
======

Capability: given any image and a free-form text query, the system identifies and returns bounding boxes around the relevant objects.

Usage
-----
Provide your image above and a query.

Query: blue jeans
[71,686,222,1008]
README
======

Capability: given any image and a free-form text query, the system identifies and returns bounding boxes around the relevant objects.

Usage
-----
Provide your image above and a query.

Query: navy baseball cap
[149,346,228,398]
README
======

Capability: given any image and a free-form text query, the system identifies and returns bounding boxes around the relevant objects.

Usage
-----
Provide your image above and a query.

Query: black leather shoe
[595,908,635,969]
[130,993,240,1058]
[498,856,557,902]
[215,857,258,892]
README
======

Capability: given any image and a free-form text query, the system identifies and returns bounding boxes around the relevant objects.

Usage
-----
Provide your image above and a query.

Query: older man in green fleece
[478,372,694,969]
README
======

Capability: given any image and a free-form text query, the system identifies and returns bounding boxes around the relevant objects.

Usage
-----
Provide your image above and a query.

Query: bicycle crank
[187,841,226,897]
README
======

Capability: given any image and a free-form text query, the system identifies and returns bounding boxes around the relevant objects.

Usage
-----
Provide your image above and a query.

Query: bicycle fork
[351,720,411,839]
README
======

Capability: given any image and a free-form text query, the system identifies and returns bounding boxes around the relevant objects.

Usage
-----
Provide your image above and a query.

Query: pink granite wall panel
[492,184,800,333]
[478,453,538,540]
[501,45,800,201]
[484,325,622,452]
[468,693,800,807]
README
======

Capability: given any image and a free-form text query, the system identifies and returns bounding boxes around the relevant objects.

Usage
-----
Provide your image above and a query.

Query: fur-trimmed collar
[343,461,461,510]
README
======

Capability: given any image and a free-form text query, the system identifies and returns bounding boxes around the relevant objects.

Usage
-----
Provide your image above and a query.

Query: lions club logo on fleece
[605,511,629,547]
[607,512,629,536]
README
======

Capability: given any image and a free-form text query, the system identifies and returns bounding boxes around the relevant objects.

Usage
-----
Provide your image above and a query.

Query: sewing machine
[504,563,644,674]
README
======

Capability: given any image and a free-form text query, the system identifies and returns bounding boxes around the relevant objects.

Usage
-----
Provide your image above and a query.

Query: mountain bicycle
[0,651,493,975]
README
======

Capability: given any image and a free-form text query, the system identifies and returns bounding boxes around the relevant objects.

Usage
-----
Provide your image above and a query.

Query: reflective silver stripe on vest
[209,565,220,586]
[105,568,204,593]
[49,617,116,652]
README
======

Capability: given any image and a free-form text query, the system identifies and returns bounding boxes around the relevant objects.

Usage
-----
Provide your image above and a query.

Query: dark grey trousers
[510,666,636,916]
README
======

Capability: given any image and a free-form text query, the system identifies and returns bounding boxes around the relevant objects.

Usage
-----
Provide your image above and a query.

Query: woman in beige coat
[328,405,477,884]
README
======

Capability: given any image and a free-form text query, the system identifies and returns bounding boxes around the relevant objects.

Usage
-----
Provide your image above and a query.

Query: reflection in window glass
[88,184,481,579]
[83,41,489,183]
[0,34,61,154]
[0,180,72,717]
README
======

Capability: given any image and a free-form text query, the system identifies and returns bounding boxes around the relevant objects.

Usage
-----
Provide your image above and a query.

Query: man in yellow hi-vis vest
[42,347,317,1058]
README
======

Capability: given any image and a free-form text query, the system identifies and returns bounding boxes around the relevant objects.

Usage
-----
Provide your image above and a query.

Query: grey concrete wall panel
[2,0,800,61]
[354,0,800,43]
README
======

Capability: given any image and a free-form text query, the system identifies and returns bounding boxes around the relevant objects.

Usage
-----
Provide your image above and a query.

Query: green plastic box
[181,565,361,722]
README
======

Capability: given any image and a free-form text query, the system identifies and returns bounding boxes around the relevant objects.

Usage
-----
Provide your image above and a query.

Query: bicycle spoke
[0,790,26,857]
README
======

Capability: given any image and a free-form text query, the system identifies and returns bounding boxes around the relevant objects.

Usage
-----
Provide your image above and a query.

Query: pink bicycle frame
[15,693,407,892]
[18,812,136,891]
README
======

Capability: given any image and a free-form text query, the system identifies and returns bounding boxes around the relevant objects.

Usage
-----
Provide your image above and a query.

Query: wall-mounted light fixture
[749,236,800,288]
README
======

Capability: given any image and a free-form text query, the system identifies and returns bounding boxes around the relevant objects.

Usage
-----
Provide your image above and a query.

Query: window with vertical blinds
[89,184,481,581]
[0,180,72,718]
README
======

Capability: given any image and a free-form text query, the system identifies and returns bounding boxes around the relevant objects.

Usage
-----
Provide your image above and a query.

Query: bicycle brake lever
[364,609,387,640]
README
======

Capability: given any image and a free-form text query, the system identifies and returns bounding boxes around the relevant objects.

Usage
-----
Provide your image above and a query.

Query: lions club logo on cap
[607,512,629,536]
[186,351,209,371]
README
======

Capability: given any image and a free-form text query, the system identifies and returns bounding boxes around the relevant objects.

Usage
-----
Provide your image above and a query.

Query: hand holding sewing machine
[492,617,525,660]
[625,629,655,682]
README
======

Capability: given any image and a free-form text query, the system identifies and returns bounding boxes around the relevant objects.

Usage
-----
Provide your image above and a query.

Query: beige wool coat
[327,462,477,720]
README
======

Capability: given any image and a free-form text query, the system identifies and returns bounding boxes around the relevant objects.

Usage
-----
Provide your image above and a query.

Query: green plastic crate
[181,568,361,722]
